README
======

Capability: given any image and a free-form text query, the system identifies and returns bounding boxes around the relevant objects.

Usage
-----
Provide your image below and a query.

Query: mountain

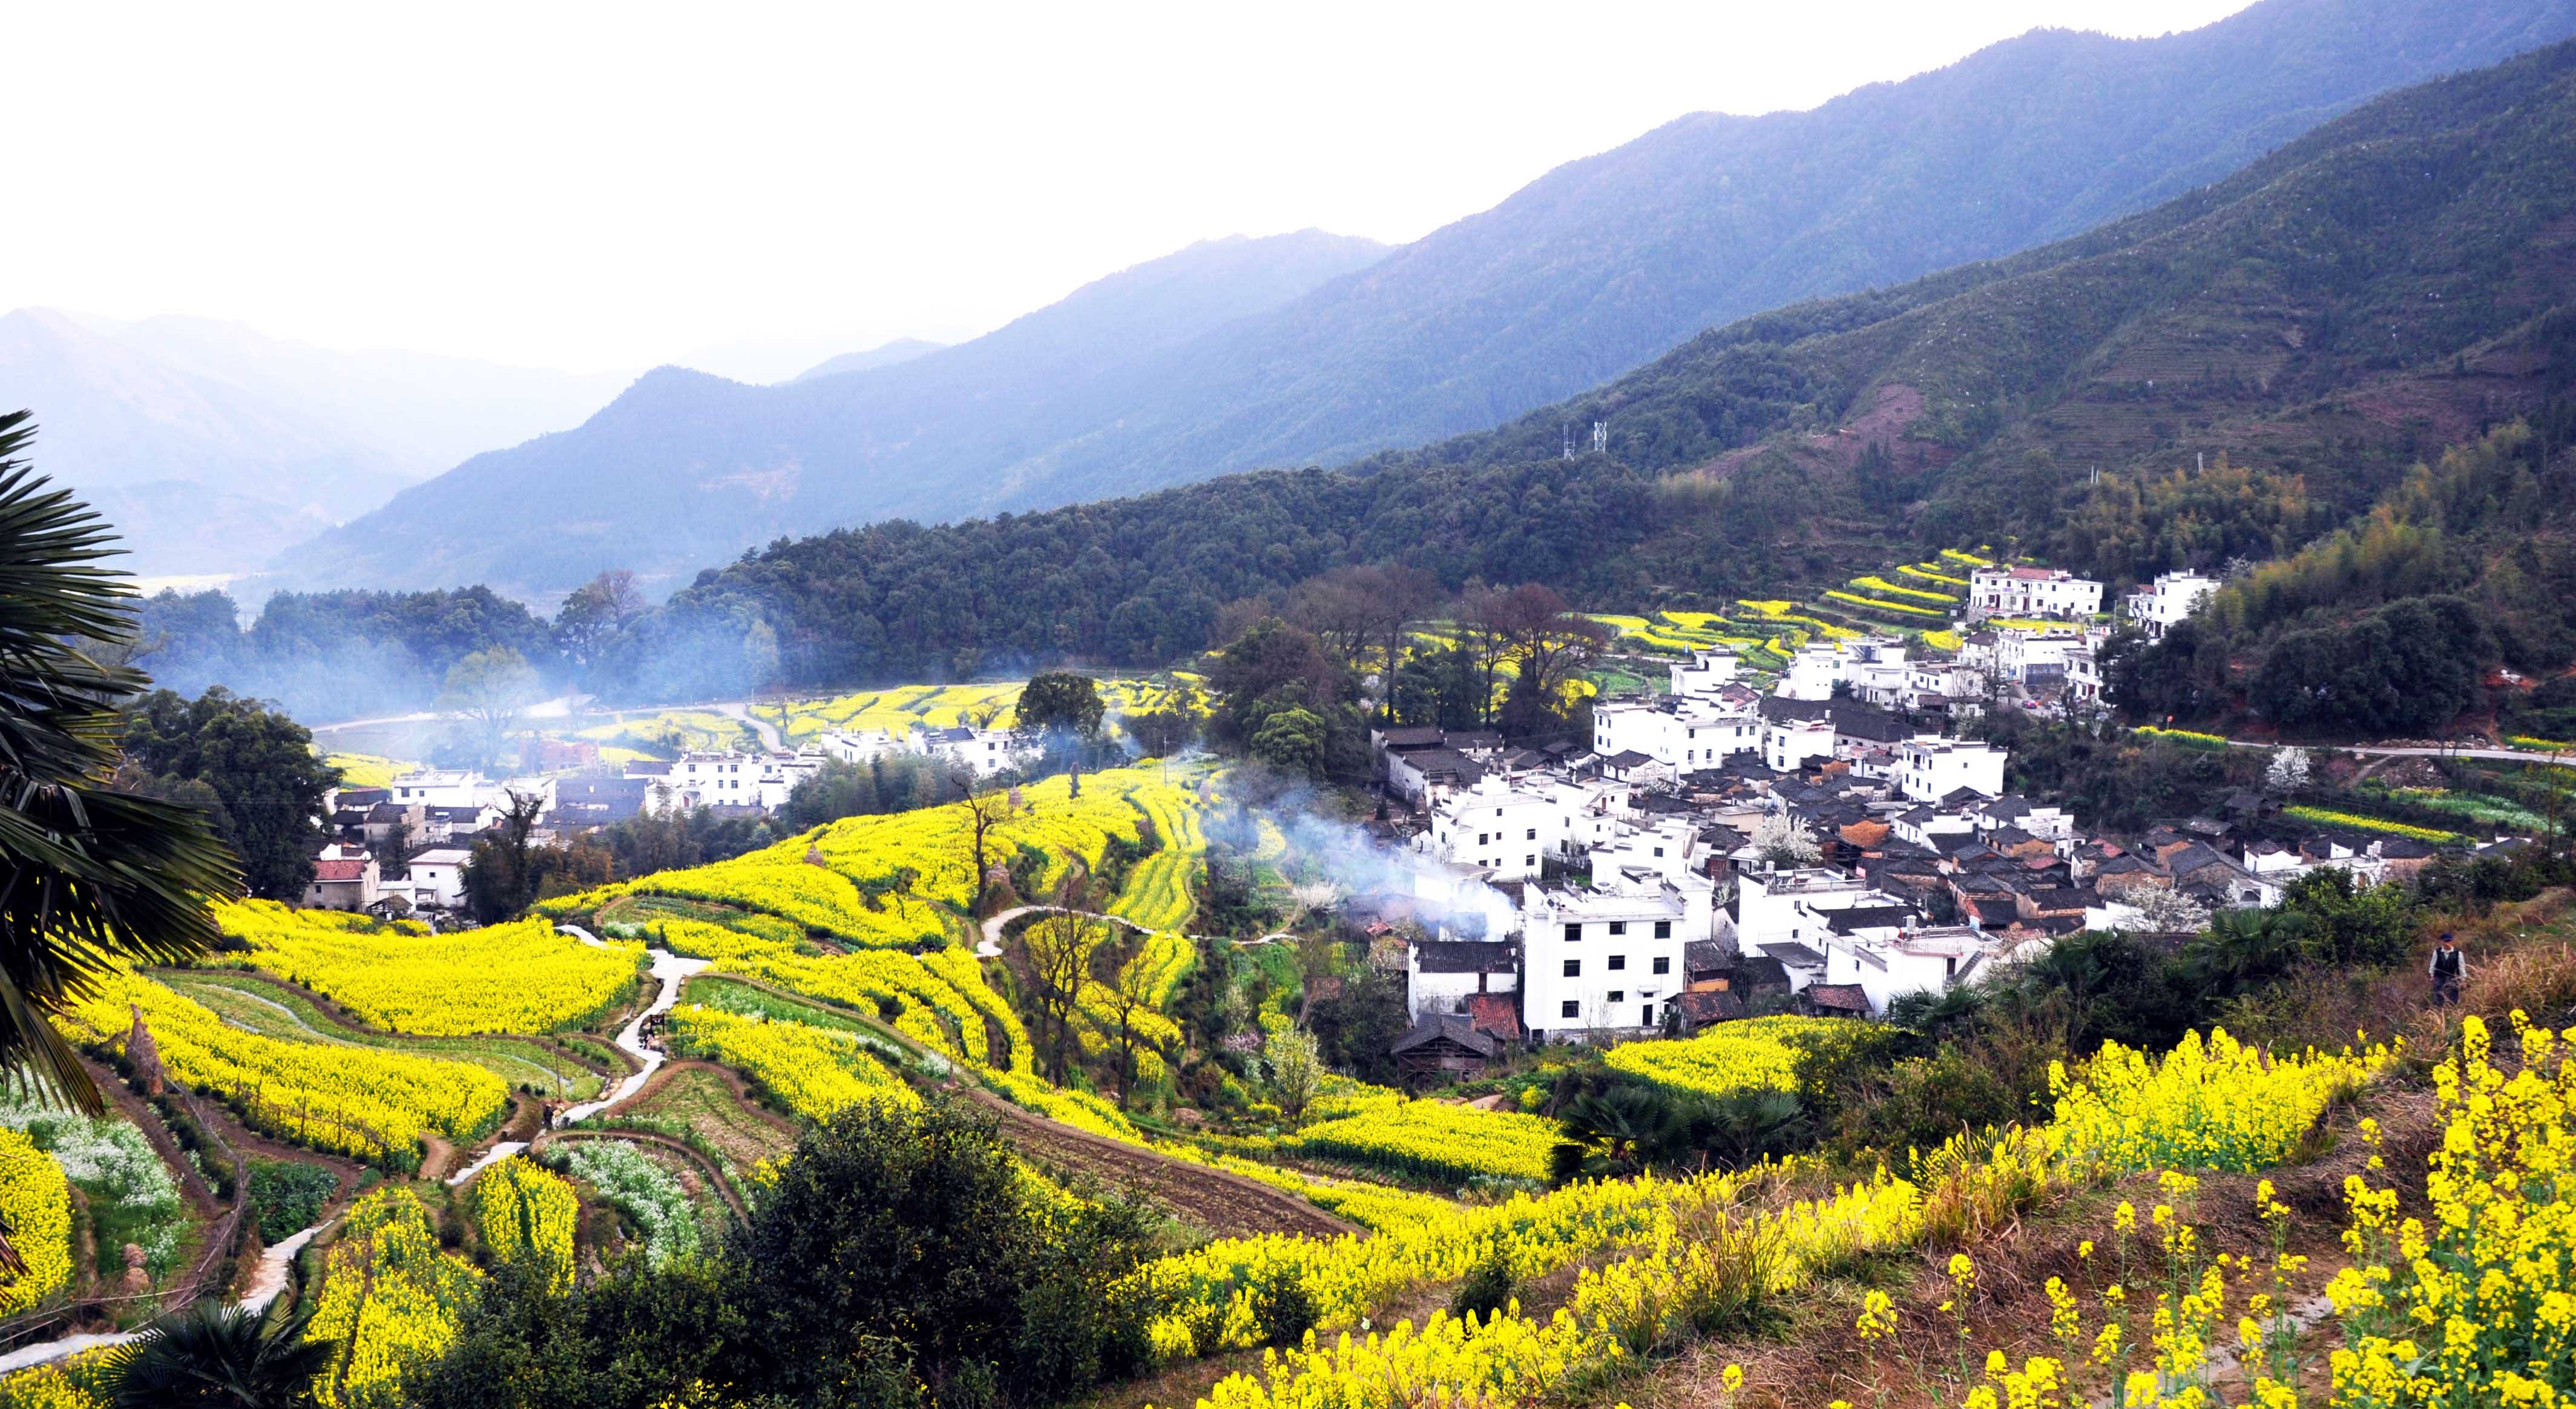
[0,309,626,577]
[292,0,2576,601]
[285,230,1393,599]
[792,339,947,383]
[602,36,2576,699]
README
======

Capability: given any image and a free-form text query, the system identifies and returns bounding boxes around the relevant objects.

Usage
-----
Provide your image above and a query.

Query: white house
[1997,631,2091,687]
[816,728,903,764]
[1593,698,1761,772]
[2128,571,2219,640]
[403,847,472,910]
[1731,867,1888,954]
[1669,648,1741,698]
[1762,717,1838,773]
[1822,924,2008,1016]
[1406,940,1520,1020]
[1893,737,2006,803]
[653,749,829,813]
[388,770,485,809]
[1522,875,1710,1039]
[1589,818,1703,886]
[1968,565,2103,620]
[912,724,1031,778]
[1424,775,1564,881]
[304,853,381,911]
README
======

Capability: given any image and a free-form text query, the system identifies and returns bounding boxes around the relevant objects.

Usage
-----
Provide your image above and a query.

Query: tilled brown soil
[965,1090,1358,1240]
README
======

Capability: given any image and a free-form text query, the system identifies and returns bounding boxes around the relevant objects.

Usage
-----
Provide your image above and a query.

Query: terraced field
[616,1065,800,1183]
[158,971,614,1100]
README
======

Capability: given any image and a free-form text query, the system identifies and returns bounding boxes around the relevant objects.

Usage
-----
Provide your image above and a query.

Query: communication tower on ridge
[1592,421,1608,454]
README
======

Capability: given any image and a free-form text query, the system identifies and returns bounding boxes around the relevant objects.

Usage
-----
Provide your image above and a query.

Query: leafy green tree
[461,790,548,923]
[1247,706,1330,779]
[417,1256,741,1409]
[0,413,240,1121]
[439,646,540,769]
[1016,672,1106,741]
[723,1099,1155,1405]
[120,688,340,902]
[551,568,647,671]
[1264,1025,1323,1126]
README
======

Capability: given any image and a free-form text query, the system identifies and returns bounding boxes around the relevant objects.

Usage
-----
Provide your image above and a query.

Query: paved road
[714,700,784,751]
[2223,739,2566,764]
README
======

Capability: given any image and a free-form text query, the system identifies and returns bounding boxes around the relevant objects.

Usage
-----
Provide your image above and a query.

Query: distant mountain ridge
[792,339,947,383]
[0,309,627,577]
[599,34,2576,697]
[286,231,1393,599]
[284,0,2576,601]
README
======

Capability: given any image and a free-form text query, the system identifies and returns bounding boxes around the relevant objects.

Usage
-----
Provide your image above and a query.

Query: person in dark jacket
[2429,931,2468,1006]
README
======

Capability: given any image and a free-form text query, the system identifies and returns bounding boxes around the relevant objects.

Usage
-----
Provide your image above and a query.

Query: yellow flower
[1721,1364,1745,1394]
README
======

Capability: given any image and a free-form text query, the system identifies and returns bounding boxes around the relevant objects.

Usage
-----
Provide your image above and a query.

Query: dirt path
[962,1089,1356,1240]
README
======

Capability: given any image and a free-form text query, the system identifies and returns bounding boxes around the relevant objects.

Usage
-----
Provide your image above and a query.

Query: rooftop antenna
[1592,421,1608,454]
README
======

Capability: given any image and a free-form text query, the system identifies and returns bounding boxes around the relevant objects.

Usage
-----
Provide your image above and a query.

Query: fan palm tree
[0,410,241,1269]
[103,1300,333,1407]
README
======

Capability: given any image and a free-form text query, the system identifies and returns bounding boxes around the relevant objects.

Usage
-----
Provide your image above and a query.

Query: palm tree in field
[0,410,241,1272]
[104,1301,334,1407]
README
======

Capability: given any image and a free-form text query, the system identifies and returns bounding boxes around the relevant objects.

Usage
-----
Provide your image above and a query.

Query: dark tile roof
[1825,904,1917,934]
[1671,989,1748,1026]
[1766,942,1827,968]
[1987,826,2039,848]
[1683,939,1728,975]
[1602,750,1655,769]
[1414,941,1516,974]
[1759,695,1836,724]
[1377,727,1447,750]
[1392,1013,1498,1058]
[1971,897,2021,925]
[2377,837,2438,858]
[2165,841,2235,876]
[1732,955,1792,988]
[1804,983,1870,1014]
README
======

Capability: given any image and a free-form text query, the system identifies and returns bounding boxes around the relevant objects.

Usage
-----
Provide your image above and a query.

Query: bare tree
[1097,949,1164,1109]
[1357,564,1442,695]
[1453,584,1516,729]
[950,769,1018,915]
[1019,882,1102,1084]
[1485,583,1609,718]
[1283,571,1376,674]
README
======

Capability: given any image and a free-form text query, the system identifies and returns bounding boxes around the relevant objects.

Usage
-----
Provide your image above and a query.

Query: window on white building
[1654,920,1672,939]
[1563,923,1581,942]
[1653,956,1671,974]
[1609,921,1626,936]
[1608,954,1626,971]
[1561,1000,1580,1019]
[1562,959,1580,977]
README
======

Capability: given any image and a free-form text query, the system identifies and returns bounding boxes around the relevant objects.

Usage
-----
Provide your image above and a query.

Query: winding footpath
[1,927,705,1374]
[447,927,707,1184]
[974,905,1295,957]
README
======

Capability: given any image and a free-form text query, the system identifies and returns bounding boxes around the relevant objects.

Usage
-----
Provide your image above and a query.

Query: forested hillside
[282,0,2576,600]
[599,39,2576,701]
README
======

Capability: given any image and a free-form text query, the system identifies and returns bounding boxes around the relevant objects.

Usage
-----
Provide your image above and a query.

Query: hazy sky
[8,1,2255,380]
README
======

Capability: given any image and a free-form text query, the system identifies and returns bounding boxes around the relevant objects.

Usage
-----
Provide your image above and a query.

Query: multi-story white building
[1893,736,2006,803]
[1967,565,2103,621]
[1592,697,1761,772]
[1998,630,2091,687]
[1589,818,1703,886]
[1775,637,1913,703]
[1762,717,1837,773]
[1422,774,1638,881]
[1405,940,1520,1020]
[400,847,472,910]
[1730,866,1882,952]
[2126,570,2220,640]
[1522,874,1712,1038]
[651,749,828,813]
[816,728,903,764]
[1669,648,1741,698]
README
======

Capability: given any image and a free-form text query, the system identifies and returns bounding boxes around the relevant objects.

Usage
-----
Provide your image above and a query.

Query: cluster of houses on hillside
[304,718,1040,917]
[1370,627,2439,1079]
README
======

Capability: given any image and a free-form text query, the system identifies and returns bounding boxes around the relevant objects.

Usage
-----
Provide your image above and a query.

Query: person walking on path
[2429,931,2468,1006]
